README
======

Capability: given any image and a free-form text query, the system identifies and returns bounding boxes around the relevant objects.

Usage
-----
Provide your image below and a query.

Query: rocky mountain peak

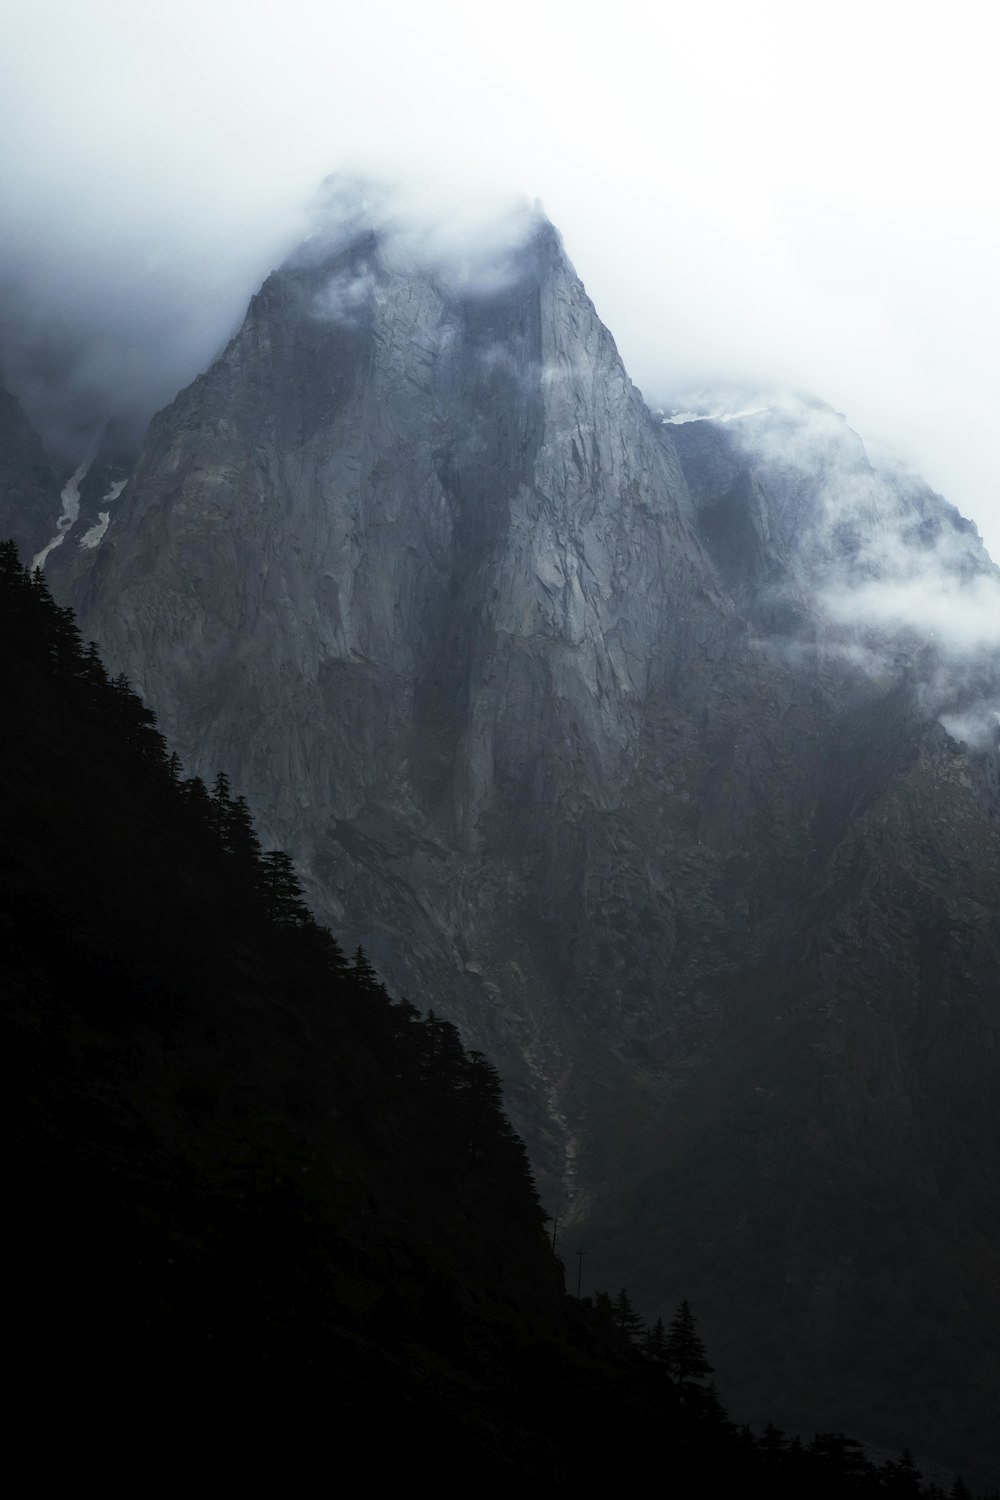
[3,203,999,1480]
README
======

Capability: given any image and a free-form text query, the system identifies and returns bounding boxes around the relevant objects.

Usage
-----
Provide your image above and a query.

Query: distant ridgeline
[0,538,989,1494]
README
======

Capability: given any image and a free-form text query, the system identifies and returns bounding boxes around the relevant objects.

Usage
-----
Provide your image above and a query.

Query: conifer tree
[106,671,164,760]
[299,920,348,977]
[77,640,108,705]
[427,1014,465,1098]
[665,1299,714,1389]
[463,1049,505,1162]
[881,1449,923,1497]
[211,770,232,838]
[0,543,36,653]
[179,774,213,831]
[757,1421,788,1460]
[592,1290,614,1325]
[699,1380,729,1427]
[612,1287,645,1343]
[785,1434,806,1477]
[352,945,375,981]
[644,1315,668,1360]
[261,849,311,927]
[386,997,422,1080]
[222,793,261,864]
[0,538,21,592]
[808,1432,873,1483]
[352,946,381,991]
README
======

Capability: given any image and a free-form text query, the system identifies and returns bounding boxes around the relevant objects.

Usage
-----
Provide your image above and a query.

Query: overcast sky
[2,0,999,553]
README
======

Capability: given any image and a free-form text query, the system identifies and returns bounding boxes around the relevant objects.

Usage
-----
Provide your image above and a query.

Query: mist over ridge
[3,0,999,552]
[0,172,555,465]
[659,392,1000,743]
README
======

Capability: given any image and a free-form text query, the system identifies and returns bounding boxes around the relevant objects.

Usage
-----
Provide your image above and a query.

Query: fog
[700,395,1000,743]
[2,0,998,560]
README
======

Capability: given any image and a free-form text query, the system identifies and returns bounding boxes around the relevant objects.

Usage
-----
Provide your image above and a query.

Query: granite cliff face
[10,211,1000,1479]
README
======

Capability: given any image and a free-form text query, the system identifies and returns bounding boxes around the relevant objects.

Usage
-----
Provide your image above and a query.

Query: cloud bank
[706,397,1000,746]
[1,0,998,564]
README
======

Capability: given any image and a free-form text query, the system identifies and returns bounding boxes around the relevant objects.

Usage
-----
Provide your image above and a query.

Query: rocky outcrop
[21,212,1000,1482]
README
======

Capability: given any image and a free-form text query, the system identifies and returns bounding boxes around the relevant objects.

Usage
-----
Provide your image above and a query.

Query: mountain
[4,200,999,1482]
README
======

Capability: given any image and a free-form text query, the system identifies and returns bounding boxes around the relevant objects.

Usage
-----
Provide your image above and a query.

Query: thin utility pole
[550,1214,559,1252]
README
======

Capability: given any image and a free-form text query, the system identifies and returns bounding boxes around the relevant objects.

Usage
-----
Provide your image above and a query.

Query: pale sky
[2,0,999,553]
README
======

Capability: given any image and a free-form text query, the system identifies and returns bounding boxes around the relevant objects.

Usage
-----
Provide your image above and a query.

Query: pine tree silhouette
[644,1315,667,1360]
[612,1287,645,1343]
[261,849,311,927]
[665,1299,714,1389]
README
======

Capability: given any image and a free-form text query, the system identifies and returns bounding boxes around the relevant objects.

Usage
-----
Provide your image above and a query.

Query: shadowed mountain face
[8,211,1000,1481]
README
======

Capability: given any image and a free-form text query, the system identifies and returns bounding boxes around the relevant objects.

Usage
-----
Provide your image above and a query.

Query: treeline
[590,1291,990,1496]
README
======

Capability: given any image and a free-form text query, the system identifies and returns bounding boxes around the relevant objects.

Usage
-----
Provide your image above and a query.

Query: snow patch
[663,405,770,426]
[32,458,92,569]
[78,478,127,550]
[78,512,111,550]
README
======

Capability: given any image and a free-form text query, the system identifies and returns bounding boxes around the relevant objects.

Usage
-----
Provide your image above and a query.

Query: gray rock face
[26,216,1000,1480]
[56,218,730,1153]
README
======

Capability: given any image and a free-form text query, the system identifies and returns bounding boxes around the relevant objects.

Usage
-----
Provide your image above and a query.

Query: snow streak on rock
[32,457,91,569]
[662,405,770,425]
[78,478,127,549]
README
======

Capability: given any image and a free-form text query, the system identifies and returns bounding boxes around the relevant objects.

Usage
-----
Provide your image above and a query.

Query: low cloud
[310,265,376,327]
[937,706,1000,751]
[2,0,997,552]
[298,175,547,296]
[0,152,544,463]
[704,397,1000,741]
[822,572,1000,656]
